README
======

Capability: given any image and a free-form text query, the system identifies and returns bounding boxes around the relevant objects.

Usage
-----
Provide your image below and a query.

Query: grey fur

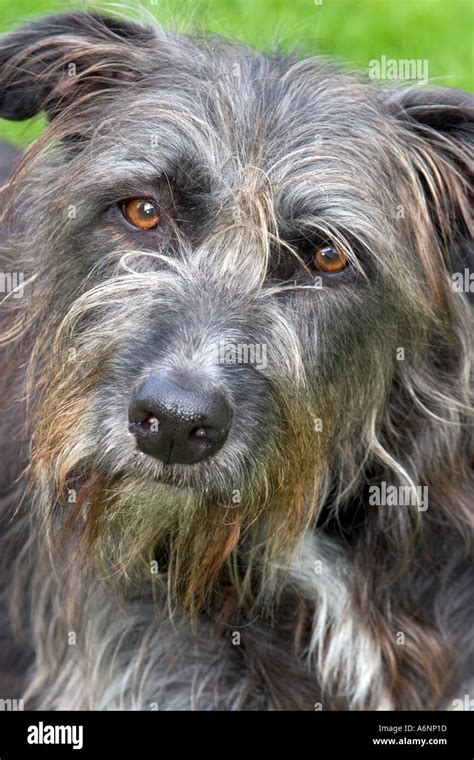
[0,12,472,710]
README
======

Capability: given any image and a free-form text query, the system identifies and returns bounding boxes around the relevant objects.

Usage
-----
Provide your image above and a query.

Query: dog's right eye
[311,244,348,274]
[121,199,160,230]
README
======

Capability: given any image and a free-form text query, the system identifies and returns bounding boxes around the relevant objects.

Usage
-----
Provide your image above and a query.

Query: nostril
[129,413,160,436]
[191,426,208,440]
[143,414,160,433]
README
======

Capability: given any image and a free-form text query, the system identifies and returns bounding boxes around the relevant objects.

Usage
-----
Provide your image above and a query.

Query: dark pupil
[140,201,155,217]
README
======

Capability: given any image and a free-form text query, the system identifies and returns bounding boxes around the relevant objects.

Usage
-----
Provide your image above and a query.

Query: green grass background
[1,0,473,145]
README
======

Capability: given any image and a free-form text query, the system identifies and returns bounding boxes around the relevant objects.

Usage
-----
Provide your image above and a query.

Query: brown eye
[122,198,160,229]
[313,244,348,273]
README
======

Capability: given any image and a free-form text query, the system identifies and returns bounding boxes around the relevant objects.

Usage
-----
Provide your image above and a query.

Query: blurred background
[1,0,473,145]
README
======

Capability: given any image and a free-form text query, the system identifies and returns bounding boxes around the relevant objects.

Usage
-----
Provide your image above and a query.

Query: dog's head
[1,13,472,610]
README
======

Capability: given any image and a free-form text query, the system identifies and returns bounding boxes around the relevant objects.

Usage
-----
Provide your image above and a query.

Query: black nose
[128,375,232,465]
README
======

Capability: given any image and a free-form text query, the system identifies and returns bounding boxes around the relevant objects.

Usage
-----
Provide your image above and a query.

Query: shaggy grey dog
[0,12,472,710]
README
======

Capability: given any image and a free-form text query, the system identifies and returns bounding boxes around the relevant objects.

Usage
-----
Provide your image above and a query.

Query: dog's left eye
[312,244,348,273]
[121,198,160,229]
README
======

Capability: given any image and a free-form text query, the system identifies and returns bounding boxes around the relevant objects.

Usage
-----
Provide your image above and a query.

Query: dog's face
[1,13,472,607]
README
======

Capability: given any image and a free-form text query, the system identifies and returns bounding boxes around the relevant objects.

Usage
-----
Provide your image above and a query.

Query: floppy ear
[390,88,473,298]
[0,12,154,121]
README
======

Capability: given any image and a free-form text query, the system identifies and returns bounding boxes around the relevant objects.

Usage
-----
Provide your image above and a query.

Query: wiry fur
[0,11,473,710]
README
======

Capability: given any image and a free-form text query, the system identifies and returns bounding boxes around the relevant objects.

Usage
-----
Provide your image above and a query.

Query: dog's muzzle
[128,374,232,465]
